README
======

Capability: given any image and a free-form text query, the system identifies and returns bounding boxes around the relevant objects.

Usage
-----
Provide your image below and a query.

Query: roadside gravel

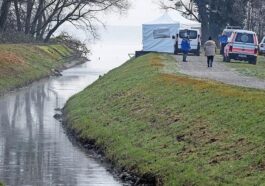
[175,55,265,90]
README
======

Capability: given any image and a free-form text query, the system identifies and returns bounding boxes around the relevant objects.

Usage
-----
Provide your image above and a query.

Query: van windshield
[179,30,197,39]
[235,33,254,43]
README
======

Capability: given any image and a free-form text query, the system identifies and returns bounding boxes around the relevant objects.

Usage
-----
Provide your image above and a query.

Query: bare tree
[13,0,22,31]
[160,0,248,43]
[0,0,12,31]
[159,0,209,42]
[0,0,129,42]
[160,0,199,21]
[246,0,265,40]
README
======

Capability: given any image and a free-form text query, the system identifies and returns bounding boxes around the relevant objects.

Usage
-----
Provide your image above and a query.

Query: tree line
[0,0,129,42]
[161,0,265,42]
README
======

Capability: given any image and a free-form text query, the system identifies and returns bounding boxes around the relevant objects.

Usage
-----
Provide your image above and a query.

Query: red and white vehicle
[224,30,259,64]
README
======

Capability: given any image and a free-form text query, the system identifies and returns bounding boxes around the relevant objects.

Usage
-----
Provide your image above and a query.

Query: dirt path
[175,55,265,90]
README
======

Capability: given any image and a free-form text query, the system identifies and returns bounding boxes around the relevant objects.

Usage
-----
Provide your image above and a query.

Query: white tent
[142,12,201,53]
[169,12,201,29]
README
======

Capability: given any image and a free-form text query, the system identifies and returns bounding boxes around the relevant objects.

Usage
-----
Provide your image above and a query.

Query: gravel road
[175,55,265,90]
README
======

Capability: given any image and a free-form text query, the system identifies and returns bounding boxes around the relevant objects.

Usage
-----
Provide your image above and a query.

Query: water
[0,26,142,186]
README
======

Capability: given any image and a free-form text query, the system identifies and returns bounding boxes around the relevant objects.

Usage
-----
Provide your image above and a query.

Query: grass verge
[0,44,75,94]
[225,55,265,79]
[64,53,265,185]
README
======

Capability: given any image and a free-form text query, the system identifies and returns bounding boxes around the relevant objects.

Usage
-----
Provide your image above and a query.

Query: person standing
[181,37,191,62]
[204,37,217,68]
[218,33,228,55]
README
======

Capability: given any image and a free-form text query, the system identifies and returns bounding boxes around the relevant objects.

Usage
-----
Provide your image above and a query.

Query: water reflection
[0,62,123,186]
[0,27,141,185]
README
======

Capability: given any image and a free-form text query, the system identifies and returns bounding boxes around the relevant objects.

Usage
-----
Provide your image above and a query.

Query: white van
[175,29,201,56]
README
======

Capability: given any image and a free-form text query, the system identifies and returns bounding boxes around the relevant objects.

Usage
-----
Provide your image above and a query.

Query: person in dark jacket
[181,37,191,62]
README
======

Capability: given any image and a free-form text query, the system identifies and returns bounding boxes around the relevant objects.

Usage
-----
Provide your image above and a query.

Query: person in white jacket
[204,37,217,67]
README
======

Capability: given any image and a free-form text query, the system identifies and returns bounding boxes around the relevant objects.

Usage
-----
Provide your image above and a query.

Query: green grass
[65,53,265,185]
[225,55,265,79]
[0,44,74,94]
[37,44,72,59]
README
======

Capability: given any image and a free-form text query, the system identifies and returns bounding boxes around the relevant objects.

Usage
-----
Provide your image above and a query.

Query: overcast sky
[57,0,166,40]
[57,0,190,42]
[105,0,191,26]
[103,0,164,26]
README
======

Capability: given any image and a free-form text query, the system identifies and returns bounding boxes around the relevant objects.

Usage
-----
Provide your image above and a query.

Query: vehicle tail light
[254,48,258,54]
[229,46,233,52]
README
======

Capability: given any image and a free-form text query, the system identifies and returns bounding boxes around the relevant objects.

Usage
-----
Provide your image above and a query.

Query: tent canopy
[142,12,201,53]
[167,11,201,29]
[145,12,178,25]
[145,11,201,28]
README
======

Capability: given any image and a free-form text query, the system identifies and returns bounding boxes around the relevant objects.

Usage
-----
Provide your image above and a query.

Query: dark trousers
[220,43,227,55]
[183,52,188,62]
[207,56,214,67]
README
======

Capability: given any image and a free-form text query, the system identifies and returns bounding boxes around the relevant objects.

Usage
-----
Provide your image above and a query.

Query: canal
[0,26,141,185]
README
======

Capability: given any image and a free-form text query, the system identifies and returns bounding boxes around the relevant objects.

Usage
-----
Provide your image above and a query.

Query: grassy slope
[0,44,73,94]
[225,55,265,79]
[65,53,265,185]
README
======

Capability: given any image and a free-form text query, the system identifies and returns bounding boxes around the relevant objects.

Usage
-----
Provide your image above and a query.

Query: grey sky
[104,0,190,25]
[57,0,189,41]
[105,0,164,26]
[57,0,164,39]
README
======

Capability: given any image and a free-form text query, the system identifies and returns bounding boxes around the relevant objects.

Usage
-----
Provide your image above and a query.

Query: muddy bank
[0,44,87,96]
[62,117,158,186]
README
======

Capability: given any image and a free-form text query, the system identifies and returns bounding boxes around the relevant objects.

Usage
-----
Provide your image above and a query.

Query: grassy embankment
[225,55,265,79]
[0,44,75,94]
[65,53,265,185]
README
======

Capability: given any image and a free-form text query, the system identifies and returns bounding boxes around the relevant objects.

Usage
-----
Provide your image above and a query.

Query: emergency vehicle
[223,30,258,65]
